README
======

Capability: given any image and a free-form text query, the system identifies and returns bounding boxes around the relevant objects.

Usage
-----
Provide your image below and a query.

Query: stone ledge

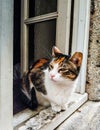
[15,93,88,130]
[56,101,100,130]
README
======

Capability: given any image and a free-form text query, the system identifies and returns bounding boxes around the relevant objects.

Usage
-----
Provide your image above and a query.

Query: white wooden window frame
[0,1,13,130]
[13,0,91,129]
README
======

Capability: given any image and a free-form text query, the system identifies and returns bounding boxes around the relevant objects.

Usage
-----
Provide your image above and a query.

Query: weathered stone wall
[86,0,100,100]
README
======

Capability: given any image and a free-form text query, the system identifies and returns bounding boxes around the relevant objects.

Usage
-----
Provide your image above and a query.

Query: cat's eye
[63,70,71,75]
[58,68,64,72]
[49,64,53,70]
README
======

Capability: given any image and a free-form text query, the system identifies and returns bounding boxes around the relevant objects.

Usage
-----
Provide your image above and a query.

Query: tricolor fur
[21,46,83,112]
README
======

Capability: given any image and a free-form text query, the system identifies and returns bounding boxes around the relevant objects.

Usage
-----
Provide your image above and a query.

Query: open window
[13,0,91,129]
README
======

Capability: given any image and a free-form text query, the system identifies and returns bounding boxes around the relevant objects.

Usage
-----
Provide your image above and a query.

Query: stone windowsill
[14,93,88,130]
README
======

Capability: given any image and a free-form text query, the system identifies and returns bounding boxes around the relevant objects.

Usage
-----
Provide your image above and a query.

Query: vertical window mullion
[21,0,29,74]
[71,0,80,54]
[56,0,71,53]
[72,0,81,93]
[80,0,91,94]
[72,0,91,94]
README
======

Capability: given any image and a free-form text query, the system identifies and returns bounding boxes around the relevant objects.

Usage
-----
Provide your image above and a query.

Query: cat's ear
[52,46,62,57]
[70,52,83,67]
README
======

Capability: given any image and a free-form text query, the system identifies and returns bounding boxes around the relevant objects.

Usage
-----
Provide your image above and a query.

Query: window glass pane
[29,0,57,17]
[29,19,56,63]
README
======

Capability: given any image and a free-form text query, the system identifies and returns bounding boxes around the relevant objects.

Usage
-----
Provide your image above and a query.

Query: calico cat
[21,46,83,112]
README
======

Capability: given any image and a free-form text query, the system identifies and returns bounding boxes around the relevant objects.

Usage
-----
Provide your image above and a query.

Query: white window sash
[21,0,58,74]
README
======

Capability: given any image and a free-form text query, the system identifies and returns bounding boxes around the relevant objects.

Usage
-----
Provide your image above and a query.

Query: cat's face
[48,46,83,83]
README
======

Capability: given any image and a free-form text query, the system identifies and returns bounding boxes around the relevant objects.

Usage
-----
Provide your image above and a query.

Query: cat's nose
[50,74,55,79]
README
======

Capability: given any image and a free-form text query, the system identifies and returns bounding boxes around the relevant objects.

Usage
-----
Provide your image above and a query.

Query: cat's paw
[62,101,76,111]
[51,103,62,112]
[67,101,75,107]
[42,101,50,107]
[61,104,68,111]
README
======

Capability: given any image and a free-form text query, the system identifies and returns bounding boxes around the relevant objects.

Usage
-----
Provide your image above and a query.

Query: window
[20,0,58,73]
[13,0,91,129]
